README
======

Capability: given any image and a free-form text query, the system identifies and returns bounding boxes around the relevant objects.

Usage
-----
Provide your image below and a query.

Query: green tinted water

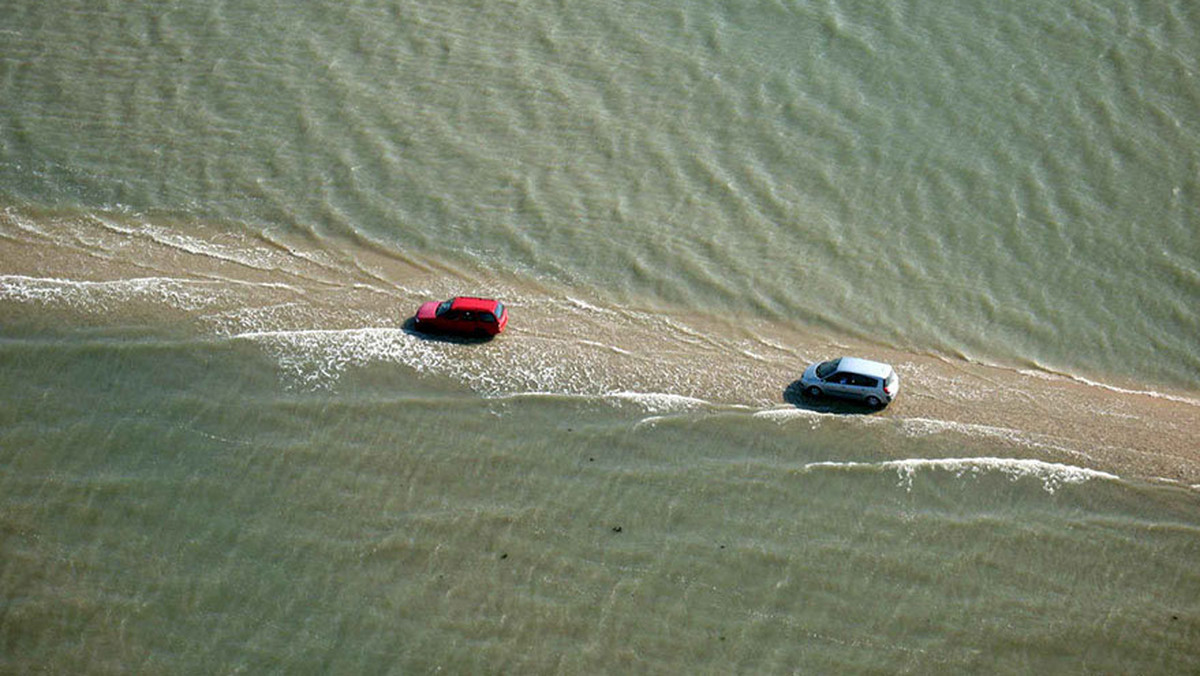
[2,0,1199,671]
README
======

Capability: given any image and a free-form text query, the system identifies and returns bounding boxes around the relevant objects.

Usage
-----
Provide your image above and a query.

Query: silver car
[799,357,899,407]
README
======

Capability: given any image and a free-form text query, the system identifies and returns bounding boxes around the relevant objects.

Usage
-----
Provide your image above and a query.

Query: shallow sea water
[3,332,1198,672]
[1,0,1199,672]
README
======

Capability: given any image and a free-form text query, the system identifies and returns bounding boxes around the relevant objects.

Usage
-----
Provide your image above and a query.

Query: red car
[413,296,509,337]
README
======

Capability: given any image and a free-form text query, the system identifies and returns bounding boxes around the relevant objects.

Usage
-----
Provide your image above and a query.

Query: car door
[437,309,463,332]
[477,311,497,334]
[825,372,854,398]
[847,374,879,400]
[457,311,477,332]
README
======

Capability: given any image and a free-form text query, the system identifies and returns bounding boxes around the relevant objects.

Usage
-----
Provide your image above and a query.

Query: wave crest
[804,457,1119,493]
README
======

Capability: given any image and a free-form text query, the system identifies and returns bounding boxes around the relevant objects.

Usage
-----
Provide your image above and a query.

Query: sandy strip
[3,208,1197,485]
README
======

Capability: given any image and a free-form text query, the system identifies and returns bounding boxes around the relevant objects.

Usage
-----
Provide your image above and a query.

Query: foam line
[604,391,712,413]
[0,274,305,309]
[1066,375,1200,407]
[231,327,422,390]
[900,417,1032,444]
[565,297,617,315]
[231,327,405,341]
[753,407,829,423]
[803,457,1119,493]
[93,217,285,271]
[0,274,227,310]
[1,274,202,287]
[579,339,632,355]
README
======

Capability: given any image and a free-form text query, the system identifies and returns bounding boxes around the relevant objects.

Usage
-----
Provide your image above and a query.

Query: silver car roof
[837,357,894,379]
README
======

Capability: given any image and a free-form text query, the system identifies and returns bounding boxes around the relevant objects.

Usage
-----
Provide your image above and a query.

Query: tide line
[803,456,1119,493]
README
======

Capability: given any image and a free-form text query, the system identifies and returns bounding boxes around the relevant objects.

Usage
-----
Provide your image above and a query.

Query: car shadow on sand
[400,316,498,344]
[783,379,886,415]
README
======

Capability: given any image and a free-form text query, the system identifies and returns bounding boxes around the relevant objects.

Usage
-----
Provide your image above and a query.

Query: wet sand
[3,209,1198,486]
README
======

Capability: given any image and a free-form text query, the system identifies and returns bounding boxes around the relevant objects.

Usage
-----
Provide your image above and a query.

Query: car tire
[866,396,882,408]
[805,386,822,398]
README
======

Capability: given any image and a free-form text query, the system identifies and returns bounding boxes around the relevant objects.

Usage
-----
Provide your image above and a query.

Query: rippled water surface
[2,0,1198,671]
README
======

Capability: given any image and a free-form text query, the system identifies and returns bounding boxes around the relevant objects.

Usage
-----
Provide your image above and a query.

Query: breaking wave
[0,274,232,312]
[803,457,1120,494]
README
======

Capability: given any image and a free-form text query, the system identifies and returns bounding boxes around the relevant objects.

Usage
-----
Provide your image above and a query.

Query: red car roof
[449,297,501,312]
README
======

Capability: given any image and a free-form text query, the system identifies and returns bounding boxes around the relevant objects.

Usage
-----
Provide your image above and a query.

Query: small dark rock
[500,553,508,560]
[612,526,622,533]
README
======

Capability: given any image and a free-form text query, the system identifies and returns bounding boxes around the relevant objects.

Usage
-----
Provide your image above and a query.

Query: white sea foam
[579,339,632,356]
[1017,368,1059,381]
[233,327,432,389]
[1014,367,1200,407]
[3,208,49,237]
[605,391,711,413]
[92,216,286,271]
[565,297,616,315]
[753,406,828,424]
[804,457,1119,493]
[753,337,798,356]
[1069,376,1200,407]
[632,415,667,429]
[900,417,1031,445]
[0,274,226,311]
[897,417,1095,459]
[235,326,594,395]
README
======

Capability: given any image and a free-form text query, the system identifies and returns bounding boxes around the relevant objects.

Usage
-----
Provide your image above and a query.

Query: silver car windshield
[815,359,841,379]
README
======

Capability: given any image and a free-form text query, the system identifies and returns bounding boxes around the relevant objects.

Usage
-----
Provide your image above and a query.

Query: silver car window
[816,359,841,379]
[852,374,878,388]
